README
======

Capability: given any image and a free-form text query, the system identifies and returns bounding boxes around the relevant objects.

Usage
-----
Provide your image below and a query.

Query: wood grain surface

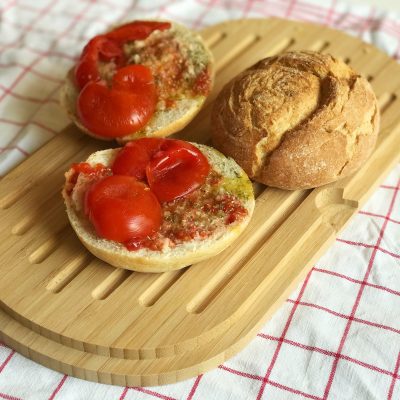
[1,18,400,386]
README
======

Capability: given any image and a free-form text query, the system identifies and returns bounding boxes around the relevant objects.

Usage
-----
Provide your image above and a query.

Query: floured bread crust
[211,51,380,190]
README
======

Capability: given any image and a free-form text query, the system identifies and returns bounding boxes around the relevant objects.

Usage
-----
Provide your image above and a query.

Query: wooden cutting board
[1,18,400,387]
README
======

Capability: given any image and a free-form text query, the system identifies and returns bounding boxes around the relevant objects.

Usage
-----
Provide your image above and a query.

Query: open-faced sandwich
[63,138,255,272]
[60,20,214,143]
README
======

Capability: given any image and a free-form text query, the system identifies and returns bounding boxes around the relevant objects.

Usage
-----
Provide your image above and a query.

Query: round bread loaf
[211,51,380,190]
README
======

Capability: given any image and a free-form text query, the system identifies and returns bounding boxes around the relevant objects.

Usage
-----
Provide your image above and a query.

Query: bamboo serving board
[1,18,400,387]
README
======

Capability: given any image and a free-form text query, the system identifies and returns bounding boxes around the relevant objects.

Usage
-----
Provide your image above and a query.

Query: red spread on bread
[65,162,108,196]
[193,68,212,96]
[66,139,248,252]
[127,28,212,102]
[125,172,247,251]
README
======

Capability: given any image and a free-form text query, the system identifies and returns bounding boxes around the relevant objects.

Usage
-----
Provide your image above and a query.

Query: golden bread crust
[211,51,379,190]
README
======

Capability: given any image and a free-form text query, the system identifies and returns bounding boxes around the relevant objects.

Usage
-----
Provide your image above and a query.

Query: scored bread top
[211,51,380,190]
[63,144,255,273]
[60,21,214,143]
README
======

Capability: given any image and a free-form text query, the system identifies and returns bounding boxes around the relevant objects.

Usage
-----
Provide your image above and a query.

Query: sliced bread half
[62,144,255,273]
[60,21,214,143]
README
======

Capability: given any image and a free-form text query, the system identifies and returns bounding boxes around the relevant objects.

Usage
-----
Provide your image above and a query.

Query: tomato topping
[146,140,210,202]
[75,58,101,91]
[84,175,161,243]
[77,65,157,137]
[83,35,123,61]
[112,64,154,92]
[112,138,164,180]
[71,162,106,175]
[111,138,210,202]
[75,21,171,91]
[66,162,107,196]
[75,35,124,90]
[106,21,171,44]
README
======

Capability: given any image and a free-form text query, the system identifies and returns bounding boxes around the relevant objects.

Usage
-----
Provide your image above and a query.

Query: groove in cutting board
[12,213,38,236]
[204,31,226,48]
[0,184,34,210]
[311,40,330,52]
[92,269,132,300]
[1,18,400,386]
[214,34,260,73]
[0,134,93,210]
[9,201,67,244]
[47,254,92,293]
[28,226,70,264]
[139,270,187,307]
[11,192,63,235]
[379,93,397,113]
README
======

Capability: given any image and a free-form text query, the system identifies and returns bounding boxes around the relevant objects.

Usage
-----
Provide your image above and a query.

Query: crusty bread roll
[62,144,254,273]
[60,21,214,144]
[211,51,380,190]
